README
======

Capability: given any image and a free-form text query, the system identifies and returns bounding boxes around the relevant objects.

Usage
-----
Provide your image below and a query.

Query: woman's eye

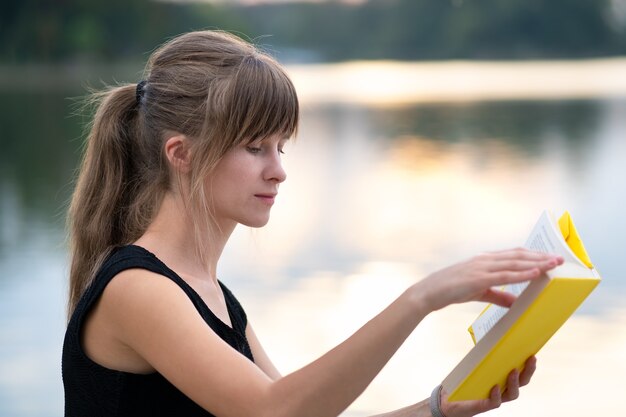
[246,146,262,154]
[278,148,285,155]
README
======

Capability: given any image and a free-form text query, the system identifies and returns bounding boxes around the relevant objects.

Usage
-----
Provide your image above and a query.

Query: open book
[441,210,601,402]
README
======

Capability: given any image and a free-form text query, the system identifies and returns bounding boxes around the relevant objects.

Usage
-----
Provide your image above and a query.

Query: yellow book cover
[441,210,601,402]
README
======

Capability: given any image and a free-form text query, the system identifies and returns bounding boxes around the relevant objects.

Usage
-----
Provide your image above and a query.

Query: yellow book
[441,210,601,402]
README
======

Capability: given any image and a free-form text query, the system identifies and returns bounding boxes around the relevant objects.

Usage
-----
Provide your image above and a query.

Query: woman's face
[207,134,288,229]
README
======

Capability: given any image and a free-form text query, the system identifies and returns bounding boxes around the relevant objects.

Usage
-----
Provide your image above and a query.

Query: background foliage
[1,0,625,64]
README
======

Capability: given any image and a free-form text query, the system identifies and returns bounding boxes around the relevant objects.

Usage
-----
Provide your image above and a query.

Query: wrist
[430,385,447,417]
[406,280,435,317]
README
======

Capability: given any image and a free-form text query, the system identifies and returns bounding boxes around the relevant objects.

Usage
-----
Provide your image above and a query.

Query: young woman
[62,30,562,417]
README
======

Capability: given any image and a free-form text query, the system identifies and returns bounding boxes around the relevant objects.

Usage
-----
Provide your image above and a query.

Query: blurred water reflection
[224,99,626,416]
[0,71,625,416]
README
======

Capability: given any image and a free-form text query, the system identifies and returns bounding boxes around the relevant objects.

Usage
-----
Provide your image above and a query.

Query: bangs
[222,54,299,145]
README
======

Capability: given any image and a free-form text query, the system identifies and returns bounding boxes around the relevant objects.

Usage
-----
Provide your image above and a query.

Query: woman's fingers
[488,384,503,408]
[479,249,564,280]
[502,370,520,402]
[501,357,537,402]
[486,268,541,285]
[483,253,563,287]
[478,288,517,307]
[438,358,538,416]
[519,356,537,387]
[484,248,562,262]
[486,257,562,273]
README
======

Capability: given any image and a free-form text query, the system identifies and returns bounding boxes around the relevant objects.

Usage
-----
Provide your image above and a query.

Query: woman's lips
[255,194,276,204]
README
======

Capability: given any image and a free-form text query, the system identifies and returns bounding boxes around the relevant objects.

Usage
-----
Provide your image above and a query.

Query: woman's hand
[440,356,538,417]
[367,357,537,417]
[414,248,564,312]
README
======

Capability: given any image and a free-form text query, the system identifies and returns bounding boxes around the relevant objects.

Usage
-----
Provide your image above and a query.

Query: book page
[524,210,582,266]
[470,279,530,342]
[469,210,582,343]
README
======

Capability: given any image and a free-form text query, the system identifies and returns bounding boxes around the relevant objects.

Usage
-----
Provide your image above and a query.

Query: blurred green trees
[241,0,625,60]
[1,0,624,63]
[0,0,246,63]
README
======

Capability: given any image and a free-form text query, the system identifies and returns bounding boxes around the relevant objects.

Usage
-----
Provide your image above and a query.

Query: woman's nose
[265,152,287,184]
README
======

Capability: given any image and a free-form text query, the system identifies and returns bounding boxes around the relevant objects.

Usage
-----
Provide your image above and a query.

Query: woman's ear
[164,134,192,174]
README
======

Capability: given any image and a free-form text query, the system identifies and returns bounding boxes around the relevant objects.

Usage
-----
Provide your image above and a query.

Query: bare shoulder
[103,267,189,316]
[82,268,196,373]
[97,267,209,349]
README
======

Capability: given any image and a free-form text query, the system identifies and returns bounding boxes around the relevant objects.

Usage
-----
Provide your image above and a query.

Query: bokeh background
[1,0,625,416]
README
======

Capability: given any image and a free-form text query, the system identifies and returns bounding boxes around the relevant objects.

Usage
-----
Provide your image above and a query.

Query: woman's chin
[240,216,271,228]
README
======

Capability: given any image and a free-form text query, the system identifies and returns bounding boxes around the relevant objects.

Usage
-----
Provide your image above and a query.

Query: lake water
[0,61,625,416]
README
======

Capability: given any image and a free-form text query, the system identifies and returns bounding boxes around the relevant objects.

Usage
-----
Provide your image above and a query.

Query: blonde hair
[67,30,299,317]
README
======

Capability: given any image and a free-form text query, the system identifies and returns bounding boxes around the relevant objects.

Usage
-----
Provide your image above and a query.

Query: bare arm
[100,249,560,417]
[246,323,282,380]
[368,399,431,417]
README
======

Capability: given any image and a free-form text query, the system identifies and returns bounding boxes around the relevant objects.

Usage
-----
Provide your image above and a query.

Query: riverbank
[0,62,144,93]
[4,57,626,105]
[288,57,626,106]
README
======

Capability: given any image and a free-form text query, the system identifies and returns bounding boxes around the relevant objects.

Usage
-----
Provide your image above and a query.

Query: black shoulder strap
[219,282,248,334]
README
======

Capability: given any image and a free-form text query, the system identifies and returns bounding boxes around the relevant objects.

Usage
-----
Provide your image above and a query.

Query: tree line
[1,0,624,64]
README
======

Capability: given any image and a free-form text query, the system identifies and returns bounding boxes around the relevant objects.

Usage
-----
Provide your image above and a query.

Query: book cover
[441,210,601,402]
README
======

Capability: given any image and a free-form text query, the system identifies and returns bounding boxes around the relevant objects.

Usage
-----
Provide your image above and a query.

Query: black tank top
[62,245,254,417]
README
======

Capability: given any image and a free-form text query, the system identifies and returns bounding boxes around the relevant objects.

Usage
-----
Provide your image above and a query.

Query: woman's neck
[134,192,235,284]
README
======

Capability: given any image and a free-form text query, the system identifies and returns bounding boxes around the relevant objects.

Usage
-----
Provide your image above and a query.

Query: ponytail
[67,84,150,318]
